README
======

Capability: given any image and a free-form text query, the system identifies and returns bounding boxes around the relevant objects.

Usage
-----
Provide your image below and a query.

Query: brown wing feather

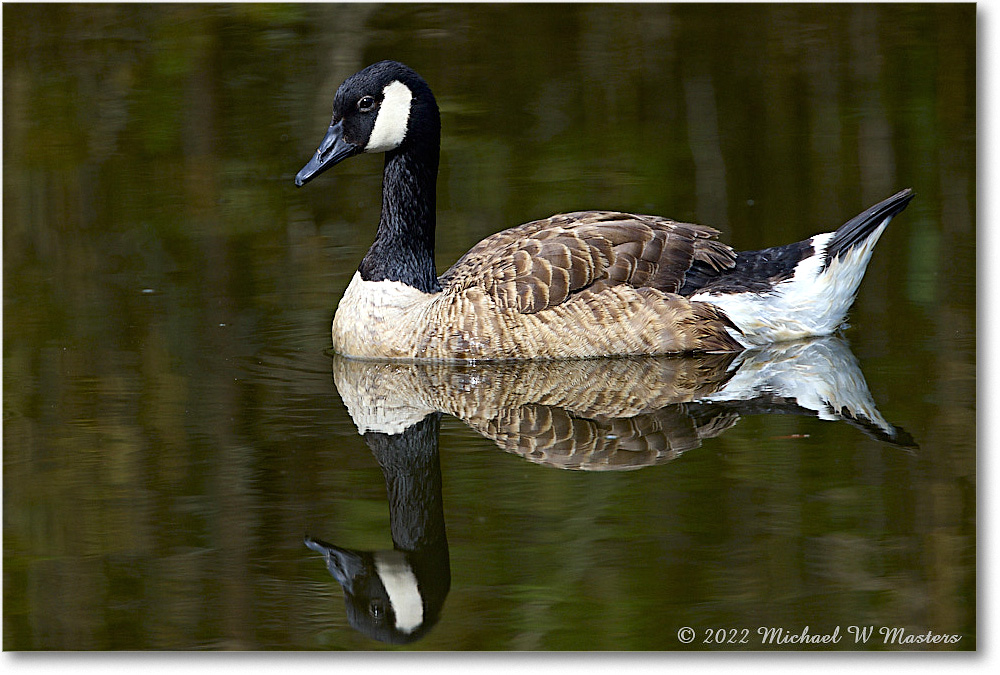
[439,211,736,315]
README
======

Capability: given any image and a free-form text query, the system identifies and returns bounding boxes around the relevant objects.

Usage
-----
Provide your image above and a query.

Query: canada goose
[296,60,914,361]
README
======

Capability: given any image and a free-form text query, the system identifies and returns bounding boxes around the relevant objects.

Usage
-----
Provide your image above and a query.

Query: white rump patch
[365,80,412,153]
[374,551,424,633]
[694,219,891,346]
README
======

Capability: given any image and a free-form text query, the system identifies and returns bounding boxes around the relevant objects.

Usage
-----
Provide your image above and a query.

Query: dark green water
[3,3,975,650]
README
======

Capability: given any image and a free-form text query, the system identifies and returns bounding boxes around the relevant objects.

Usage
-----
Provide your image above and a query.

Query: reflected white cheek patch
[374,551,423,633]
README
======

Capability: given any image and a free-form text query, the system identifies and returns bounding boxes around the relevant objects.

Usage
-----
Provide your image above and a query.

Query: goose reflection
[306,336,912,644]
[305,413,450,645]
[333,335,913,471]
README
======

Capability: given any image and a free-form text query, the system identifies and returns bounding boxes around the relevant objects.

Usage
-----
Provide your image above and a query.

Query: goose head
[295,60,439,186]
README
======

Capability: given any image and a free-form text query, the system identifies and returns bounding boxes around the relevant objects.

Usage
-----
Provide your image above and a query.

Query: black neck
[358,137,442,293]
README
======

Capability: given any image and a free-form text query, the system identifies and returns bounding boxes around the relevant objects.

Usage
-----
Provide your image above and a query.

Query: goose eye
[357,95,376,112]
[369,600,384,618]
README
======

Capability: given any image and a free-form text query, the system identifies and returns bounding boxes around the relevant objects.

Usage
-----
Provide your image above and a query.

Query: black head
[295,60,439,186]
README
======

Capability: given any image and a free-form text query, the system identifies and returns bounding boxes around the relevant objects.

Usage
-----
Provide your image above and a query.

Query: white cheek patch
[365,80,412,153]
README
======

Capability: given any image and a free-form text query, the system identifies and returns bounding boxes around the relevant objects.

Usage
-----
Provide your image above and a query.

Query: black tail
[681,188,915,297]
[825,188,914,267]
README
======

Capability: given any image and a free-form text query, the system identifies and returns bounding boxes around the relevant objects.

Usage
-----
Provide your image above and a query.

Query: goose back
[440,210,737,312]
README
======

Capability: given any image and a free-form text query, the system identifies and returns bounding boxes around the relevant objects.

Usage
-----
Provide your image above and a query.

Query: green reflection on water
[3,3,975,650]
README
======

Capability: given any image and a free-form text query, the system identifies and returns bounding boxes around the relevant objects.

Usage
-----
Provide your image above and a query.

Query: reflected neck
[363,413,448,552]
